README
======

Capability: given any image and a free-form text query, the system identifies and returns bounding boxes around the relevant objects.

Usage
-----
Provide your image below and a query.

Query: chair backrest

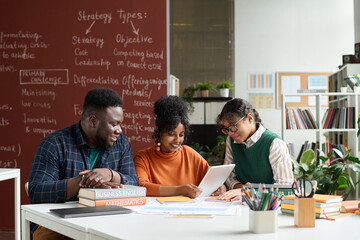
[25,182,29,197]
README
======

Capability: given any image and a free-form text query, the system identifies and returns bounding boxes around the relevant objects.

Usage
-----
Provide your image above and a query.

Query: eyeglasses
[221,114,247,135]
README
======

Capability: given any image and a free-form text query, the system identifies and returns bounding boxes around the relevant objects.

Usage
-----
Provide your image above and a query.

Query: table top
[22,201,360,240]
[0,168,20,181]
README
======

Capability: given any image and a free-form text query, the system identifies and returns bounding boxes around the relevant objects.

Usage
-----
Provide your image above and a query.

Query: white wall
[234,0,355,150]
[355,0,360,42]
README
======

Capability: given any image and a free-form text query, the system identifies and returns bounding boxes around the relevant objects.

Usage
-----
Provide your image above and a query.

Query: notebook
[198,164,235,197]
[50,205,132,218]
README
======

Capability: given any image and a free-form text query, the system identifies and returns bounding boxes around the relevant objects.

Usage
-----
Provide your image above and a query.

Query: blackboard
[0,0,167,230]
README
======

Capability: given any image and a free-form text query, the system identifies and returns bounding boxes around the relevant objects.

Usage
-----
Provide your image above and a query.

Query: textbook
[78,185,146,200]
[78,196,146,207]
[283,194,343,204]
[280,203,341,214]
[280,208,340,219]
[282,198,342,208]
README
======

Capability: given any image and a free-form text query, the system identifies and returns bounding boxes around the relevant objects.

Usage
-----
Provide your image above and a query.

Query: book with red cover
[78,196,146,207]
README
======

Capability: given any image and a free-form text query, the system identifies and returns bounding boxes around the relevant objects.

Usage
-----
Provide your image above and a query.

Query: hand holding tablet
[198,164,235,197]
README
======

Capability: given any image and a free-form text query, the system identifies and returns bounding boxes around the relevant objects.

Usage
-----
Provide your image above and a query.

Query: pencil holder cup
[294,197,315,228]
[249,210,277,233]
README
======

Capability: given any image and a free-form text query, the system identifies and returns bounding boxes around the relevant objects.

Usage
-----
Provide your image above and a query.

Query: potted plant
[182,84,197,114]
[292,149,360,200]
[216,79,233,98]
[196,82,214,98]
[340,83,347,93]
[354,82,360,93]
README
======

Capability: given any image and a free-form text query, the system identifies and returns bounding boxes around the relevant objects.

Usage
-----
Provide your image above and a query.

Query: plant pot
[219,88,229,98]
[354,86,360,93]
[340,87,347,93]
[200,90,209,97]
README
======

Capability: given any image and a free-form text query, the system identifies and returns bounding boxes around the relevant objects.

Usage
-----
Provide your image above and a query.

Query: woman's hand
[218,188,243,201]
[179,184,203,198]
[211,184,227,196]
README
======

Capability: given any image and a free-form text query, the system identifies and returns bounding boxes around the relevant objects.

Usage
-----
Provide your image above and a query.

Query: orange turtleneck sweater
[134,144,210,196]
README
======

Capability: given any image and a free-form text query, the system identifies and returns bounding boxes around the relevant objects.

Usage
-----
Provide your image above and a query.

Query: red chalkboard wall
[0,0,167,230]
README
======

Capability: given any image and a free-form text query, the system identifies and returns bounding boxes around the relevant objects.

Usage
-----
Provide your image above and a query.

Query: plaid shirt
[28,121,138,204]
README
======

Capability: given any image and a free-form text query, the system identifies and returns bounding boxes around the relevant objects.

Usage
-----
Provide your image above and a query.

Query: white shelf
[282,64,360,200]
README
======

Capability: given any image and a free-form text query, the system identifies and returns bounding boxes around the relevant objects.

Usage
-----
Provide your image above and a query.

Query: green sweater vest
[230,129,280,184]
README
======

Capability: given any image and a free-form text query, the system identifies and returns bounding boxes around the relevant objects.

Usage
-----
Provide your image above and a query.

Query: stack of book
[285,106,318,129]
[280,194,342,219]
[78,185,147,207]
[322,107,355,129]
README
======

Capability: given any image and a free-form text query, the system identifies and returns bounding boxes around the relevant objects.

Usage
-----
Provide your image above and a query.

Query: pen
[261,190,270,211]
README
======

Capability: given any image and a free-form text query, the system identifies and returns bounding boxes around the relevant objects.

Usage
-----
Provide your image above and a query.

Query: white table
[22,200,360,240]
[0,168,20,240]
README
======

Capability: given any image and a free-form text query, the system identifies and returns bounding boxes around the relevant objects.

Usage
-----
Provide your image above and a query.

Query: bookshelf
[282,92,359,158]
[282,92,359,200]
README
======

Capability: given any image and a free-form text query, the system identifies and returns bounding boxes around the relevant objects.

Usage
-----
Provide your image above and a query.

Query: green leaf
[348,156,360,164]
[319,156,328,162]
[300,149,315,166]
[332,148,344,159]
[348,164,360,174]
[327,149,334,159]
[312,170,324,179]
[301,163,309,172]
[318,176,331,185]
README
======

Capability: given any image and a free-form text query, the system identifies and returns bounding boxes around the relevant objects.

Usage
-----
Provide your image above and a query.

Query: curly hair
[152,95,190,143]
[82,88,123,118]
[216,98,262,128]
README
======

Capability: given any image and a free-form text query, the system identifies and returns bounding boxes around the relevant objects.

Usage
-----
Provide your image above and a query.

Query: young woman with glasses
[217,98,294,201]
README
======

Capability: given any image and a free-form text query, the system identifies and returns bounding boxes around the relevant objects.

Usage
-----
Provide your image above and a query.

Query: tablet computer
[198,164,235,197]
[50,205,132,218]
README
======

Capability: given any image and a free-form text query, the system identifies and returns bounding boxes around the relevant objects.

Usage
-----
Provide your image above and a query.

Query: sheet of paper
[136,197,242,216]
[308,75,328,106]
[281,75,301,102]
[248,93,275,109]
[248,72,275,91]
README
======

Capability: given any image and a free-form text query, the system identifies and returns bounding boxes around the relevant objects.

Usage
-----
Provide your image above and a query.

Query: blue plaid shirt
[28,122,138,237]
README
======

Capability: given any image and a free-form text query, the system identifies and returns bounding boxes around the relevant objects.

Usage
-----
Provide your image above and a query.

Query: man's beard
[96,135,112,151]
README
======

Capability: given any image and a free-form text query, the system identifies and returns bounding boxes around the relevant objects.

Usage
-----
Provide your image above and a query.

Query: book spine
[94,189,146,199]
[81,196,147,207]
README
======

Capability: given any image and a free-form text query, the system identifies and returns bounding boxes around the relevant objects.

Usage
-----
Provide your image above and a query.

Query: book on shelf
[321,142,347,163]
[78,185,146,200]
[285,105,318,129]
[295,140,318,163]
[297,89,326,93]
[280,208,341,219]
[322,107,355,129]
[78,196,146,207]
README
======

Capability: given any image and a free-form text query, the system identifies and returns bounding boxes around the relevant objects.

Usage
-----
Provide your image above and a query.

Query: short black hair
[153,96,190,143]
[82,88,123,117]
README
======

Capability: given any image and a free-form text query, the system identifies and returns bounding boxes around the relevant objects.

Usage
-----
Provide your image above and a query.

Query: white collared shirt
[224,124,294,189]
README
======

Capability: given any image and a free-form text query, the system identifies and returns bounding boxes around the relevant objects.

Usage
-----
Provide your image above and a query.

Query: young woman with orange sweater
[134,96,225,198]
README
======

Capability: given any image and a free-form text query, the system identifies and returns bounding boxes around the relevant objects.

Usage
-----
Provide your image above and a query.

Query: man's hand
[79,168,116,188]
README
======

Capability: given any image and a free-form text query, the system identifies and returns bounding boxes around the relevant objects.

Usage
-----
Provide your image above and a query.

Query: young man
[28,87,138,239]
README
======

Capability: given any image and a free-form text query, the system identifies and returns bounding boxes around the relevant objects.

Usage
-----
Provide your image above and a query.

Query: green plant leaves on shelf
[299,149,315,166]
